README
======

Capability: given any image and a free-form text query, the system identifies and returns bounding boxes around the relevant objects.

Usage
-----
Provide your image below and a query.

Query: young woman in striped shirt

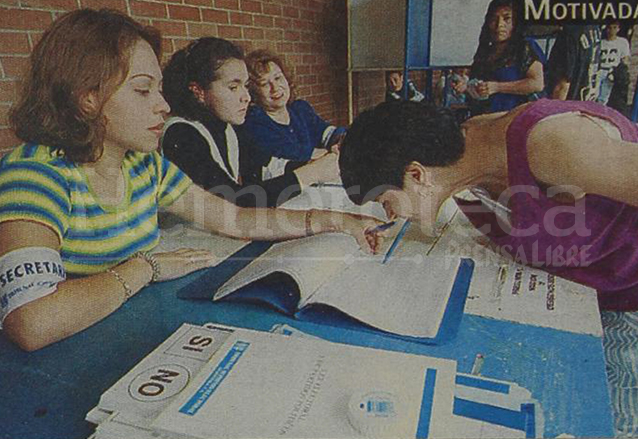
[0,9,381,351]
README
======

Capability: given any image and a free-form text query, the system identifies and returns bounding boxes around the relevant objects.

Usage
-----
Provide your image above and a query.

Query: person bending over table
[162,39,336,207]
[0,9,382,352]
[339,99,638,311]
[243,49,345,180]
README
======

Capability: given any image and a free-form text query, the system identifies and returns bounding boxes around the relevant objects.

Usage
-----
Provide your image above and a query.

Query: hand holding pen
[363,220,394,255]
[365,219,411,262]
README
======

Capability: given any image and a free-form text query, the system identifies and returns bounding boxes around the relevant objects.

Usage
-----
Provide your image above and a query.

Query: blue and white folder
[451,373,544,438]
[87,323,543,439]
[150,326,458,438]
[275,324,545,438]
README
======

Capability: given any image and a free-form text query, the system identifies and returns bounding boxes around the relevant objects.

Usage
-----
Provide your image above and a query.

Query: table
[0,196,615,438]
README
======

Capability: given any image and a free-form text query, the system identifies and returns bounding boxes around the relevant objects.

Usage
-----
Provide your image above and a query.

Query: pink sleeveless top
[457,99,638,310]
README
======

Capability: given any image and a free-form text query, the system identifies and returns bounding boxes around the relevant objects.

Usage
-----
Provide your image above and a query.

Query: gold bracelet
[133,251,161,283]
[305,209,315,236]
[107,268,133,303]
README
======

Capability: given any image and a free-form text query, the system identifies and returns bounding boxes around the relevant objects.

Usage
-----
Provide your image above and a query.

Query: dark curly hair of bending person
[339,100,464,205]
[162,37,244,122]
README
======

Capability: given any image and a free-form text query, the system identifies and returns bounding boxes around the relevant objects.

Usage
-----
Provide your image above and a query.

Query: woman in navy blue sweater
[243,49,345,179]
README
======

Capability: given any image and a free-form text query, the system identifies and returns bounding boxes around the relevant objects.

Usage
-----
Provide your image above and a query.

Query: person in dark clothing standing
[546,25,602,101]
[161,38,336,208]
[606,62,630,116]
[467,0,545,115]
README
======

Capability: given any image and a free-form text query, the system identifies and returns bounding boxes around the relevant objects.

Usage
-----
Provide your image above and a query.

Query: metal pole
[402,0,411,100]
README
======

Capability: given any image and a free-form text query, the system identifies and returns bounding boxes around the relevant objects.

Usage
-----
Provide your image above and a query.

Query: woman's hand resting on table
[150,248,219,281]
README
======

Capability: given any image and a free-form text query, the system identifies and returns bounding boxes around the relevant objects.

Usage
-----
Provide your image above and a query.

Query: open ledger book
[208,232,474,342]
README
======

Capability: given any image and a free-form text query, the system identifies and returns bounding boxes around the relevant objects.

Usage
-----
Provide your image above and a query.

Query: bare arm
[527,114,638,206]
[1,220,220,351]
[0,221,153,351]
[166,183,382,250]
[551,78,570,100]
[293,151,341,187]
[484,61,545,96]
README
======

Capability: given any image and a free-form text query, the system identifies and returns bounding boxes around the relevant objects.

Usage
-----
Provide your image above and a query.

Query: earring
[188,84,205,104]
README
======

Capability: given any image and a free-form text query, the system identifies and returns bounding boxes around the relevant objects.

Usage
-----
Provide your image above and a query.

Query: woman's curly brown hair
[10,8,161,163]
[245,49,297,105]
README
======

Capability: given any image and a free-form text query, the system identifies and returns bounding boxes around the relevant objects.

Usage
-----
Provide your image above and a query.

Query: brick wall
[351,71,384,117]
[0,0,349,154]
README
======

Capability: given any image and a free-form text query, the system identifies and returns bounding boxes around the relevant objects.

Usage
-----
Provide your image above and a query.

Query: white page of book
[214,233,363,303]
[152,330,457,439]
[306,257,462,338]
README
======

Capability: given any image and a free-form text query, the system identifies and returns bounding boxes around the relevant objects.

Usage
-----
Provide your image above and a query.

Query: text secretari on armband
[0,261,66,288]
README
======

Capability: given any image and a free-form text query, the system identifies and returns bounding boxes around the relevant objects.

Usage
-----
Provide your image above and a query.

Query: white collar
[164,117,240,184]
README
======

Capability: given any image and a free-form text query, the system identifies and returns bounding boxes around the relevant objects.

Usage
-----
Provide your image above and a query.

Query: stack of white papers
[86,323,236,430]
[395,196,603,337]
[86,323,544,438]
[273,324,545,438]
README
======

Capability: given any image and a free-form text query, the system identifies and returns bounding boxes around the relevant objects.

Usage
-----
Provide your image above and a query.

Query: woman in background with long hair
[467,0,545,114]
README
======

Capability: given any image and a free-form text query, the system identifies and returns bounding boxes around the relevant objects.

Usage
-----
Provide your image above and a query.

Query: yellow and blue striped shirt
[0,144,192,275]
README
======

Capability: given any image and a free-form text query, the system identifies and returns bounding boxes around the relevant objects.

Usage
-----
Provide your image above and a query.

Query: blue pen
[310,182,343,188]
[367,220,397,234]
[382,220,411,264]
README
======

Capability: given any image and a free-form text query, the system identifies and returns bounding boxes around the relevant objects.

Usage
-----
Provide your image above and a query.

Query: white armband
[0,247,66,329]
[321,126,337,148]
